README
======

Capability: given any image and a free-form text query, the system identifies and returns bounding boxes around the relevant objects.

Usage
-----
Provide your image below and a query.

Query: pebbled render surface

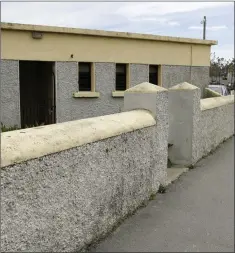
[162,65,209,97]
[192,100,234,164]
[1,60,21,127]
[93,137,234,252]
[1,125,167,252]
[56,62,150,123]
[130,64,149,87]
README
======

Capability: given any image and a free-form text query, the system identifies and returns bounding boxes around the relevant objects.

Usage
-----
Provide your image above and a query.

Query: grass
[1,122,45,132]
[1,122,19,132]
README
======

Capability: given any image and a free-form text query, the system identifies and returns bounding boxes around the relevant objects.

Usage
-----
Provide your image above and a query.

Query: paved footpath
[93,137,234,252]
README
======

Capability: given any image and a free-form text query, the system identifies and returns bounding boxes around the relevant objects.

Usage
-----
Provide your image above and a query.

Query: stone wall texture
[1,125,167,252]
[192,102,234,164]
[130,64,149,87]
[56,62,150,123]
[1,60,21,127]
[162,65,210,97]
[1,61,211,125]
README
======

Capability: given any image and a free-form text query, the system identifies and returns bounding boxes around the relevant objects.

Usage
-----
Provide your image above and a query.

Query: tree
[210,53,234,85]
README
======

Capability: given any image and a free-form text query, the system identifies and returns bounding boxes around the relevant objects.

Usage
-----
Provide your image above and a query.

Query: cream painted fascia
[2,23,216,66]
[191,44,211,67]
[112,91,125,97]
[1,22,217,45]
[73,92,100,98]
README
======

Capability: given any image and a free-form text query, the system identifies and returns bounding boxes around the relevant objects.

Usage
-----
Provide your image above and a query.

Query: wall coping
[169,82,199,91]
[1,110,156,168]
[125,82,167,93]
[200,95,234,111]
[1,22,217,45]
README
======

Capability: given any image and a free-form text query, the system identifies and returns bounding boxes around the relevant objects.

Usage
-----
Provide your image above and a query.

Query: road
[93,137,234,252]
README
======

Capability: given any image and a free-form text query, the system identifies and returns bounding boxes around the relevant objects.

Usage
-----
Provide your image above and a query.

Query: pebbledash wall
[1,82,234,252]
[1,83,168,252]
[1,22,216,127]
[168,82,234,167]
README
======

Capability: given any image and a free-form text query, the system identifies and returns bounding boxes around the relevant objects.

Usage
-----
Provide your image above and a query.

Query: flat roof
[1,22,217,46]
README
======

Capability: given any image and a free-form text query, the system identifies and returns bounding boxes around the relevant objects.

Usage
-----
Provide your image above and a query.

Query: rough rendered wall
[162,65,209,97]
[162,65,191,88]
[130,64,149,87]
[191,66,210,98]
[55,61,78,122]
[1,126,167,252]
[1,60,21,127]
[192,103,234,164]
[56,62,149,123]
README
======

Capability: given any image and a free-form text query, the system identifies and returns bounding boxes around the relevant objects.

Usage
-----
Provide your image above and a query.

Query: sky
[1,1,234,60]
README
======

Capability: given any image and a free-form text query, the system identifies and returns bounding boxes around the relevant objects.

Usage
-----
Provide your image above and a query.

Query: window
[116,64,127,91]
[149,65,158,85]
[79,62,91,91]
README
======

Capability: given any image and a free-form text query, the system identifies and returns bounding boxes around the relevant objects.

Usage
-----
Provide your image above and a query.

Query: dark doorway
[19,61,56,128]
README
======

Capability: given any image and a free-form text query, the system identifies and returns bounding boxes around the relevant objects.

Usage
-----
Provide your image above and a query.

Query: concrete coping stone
[200,95,234,111]
[169,82,199,91]
[125,82,167,93]
[1,110,156,168]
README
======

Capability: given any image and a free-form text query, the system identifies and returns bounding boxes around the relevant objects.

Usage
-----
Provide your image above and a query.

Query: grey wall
[162,65,191,89]
[1,60,210,126]
[56,62,149,123]
[1,125,167,252]
[1,60,21,127]
[168,83,234,166]
[191,66,210,97]
[130,64,149,86]
[192,103,234,164]
[162,65,210,97]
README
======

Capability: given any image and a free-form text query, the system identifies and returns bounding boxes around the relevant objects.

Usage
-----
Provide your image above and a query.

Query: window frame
[115,63,130,91]
[78,62,95,92]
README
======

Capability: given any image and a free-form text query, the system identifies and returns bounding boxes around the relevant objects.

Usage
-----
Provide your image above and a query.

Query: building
[1,22,217,128]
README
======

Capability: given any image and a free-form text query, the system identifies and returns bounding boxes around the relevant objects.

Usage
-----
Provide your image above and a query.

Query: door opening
[19,61,56,128]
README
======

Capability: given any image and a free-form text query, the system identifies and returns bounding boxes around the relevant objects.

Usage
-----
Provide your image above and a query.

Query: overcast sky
[1,1,234,60]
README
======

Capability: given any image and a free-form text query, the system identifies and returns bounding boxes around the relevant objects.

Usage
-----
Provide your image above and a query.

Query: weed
[158,184,167,194]
[1,122,19,132]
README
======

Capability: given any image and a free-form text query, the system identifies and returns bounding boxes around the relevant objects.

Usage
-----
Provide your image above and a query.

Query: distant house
[1,22,217,128]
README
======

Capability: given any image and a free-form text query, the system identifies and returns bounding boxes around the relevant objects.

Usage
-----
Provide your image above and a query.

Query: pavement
[93,137,234,252]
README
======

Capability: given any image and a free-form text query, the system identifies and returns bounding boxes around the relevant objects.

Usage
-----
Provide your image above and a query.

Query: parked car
[208,85,230,96]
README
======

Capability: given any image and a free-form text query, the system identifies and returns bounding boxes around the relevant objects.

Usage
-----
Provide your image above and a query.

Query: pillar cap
[125,82,167,93]
[169,82,199,91]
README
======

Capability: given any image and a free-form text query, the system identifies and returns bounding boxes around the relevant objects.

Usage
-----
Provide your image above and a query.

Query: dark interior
[19,61,56,128]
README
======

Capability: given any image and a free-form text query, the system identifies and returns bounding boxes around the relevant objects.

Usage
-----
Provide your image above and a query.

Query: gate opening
[19,61,56,128]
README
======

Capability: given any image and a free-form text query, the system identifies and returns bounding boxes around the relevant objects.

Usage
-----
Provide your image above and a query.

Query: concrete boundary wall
[168,82,234,166]
[1,83,169,252]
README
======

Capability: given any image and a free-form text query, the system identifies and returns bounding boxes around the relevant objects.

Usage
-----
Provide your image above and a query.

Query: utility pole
[201,16,206,40]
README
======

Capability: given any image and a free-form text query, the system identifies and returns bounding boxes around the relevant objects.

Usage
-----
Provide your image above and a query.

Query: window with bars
[149,65,158,85]
[79,62,92,91]
[116,64,127,91]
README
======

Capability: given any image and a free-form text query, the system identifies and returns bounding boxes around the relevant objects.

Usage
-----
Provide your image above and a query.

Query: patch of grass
[1,122,19,132]
[149,193,157,200]
[1,121,45,133]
